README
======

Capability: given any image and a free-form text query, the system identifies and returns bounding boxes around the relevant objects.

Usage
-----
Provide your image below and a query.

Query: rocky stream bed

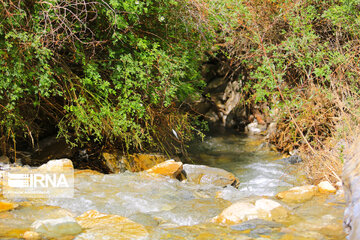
[0,134,346,240]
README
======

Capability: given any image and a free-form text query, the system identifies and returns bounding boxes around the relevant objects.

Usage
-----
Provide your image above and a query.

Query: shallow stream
[0,133,346,239]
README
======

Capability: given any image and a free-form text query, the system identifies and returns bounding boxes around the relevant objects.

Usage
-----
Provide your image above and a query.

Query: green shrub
[0,0,210,155]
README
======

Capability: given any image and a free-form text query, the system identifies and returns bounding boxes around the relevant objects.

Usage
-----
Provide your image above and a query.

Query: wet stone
[183,164,239,188]
[231,219,282,233]
[248,218,283,228]
[231,222,257,231]
[250,226,272,235]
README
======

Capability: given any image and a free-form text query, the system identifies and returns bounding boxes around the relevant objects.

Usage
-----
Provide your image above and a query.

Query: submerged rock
[75,210,148,240]
[212,198,288,225]
[183,164,239,188]
[146,159,183,178]
[276,185,318,203]
[318,181,336,194]
[31,216,82,238]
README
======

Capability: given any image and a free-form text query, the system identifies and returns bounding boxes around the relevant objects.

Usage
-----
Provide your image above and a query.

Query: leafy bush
[0,0,210,155]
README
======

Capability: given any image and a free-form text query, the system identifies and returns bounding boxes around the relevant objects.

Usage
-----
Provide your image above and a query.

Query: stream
[0,133,346,239]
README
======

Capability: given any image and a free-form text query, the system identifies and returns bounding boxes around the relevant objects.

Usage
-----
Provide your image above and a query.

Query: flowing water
[0,132,346,239]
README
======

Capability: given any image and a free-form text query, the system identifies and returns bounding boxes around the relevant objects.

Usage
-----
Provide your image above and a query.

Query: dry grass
[295,110,360,185]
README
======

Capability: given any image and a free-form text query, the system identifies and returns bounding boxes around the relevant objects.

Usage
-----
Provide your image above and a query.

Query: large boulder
[75,210,148,240]
[183,164,239,188]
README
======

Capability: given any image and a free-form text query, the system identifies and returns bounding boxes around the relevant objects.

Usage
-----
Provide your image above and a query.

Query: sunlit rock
[255,199,289,222]
[75,210,148,240]
[183,164,239,188]
[212,202,259,225]
[212,198,288,225]
[0,202,18,212]
[23,231,40,240]
[37,159,73,172]
[146,159,183,178]
[31,216,82,238]
[276,185,318,203]
[318,181,336,194]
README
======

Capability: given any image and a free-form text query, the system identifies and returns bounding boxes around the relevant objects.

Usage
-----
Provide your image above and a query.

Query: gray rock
[281,155,302,164]
[231,219,282,234]
[231,222,257,231]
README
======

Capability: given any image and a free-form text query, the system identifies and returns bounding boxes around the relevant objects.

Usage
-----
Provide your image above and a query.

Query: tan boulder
[276,185,318,203]
[75,210,148,240]
[0,202,18,212]
[146,159,183,178]
[183,164,239,188]
[317,181,336,194]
